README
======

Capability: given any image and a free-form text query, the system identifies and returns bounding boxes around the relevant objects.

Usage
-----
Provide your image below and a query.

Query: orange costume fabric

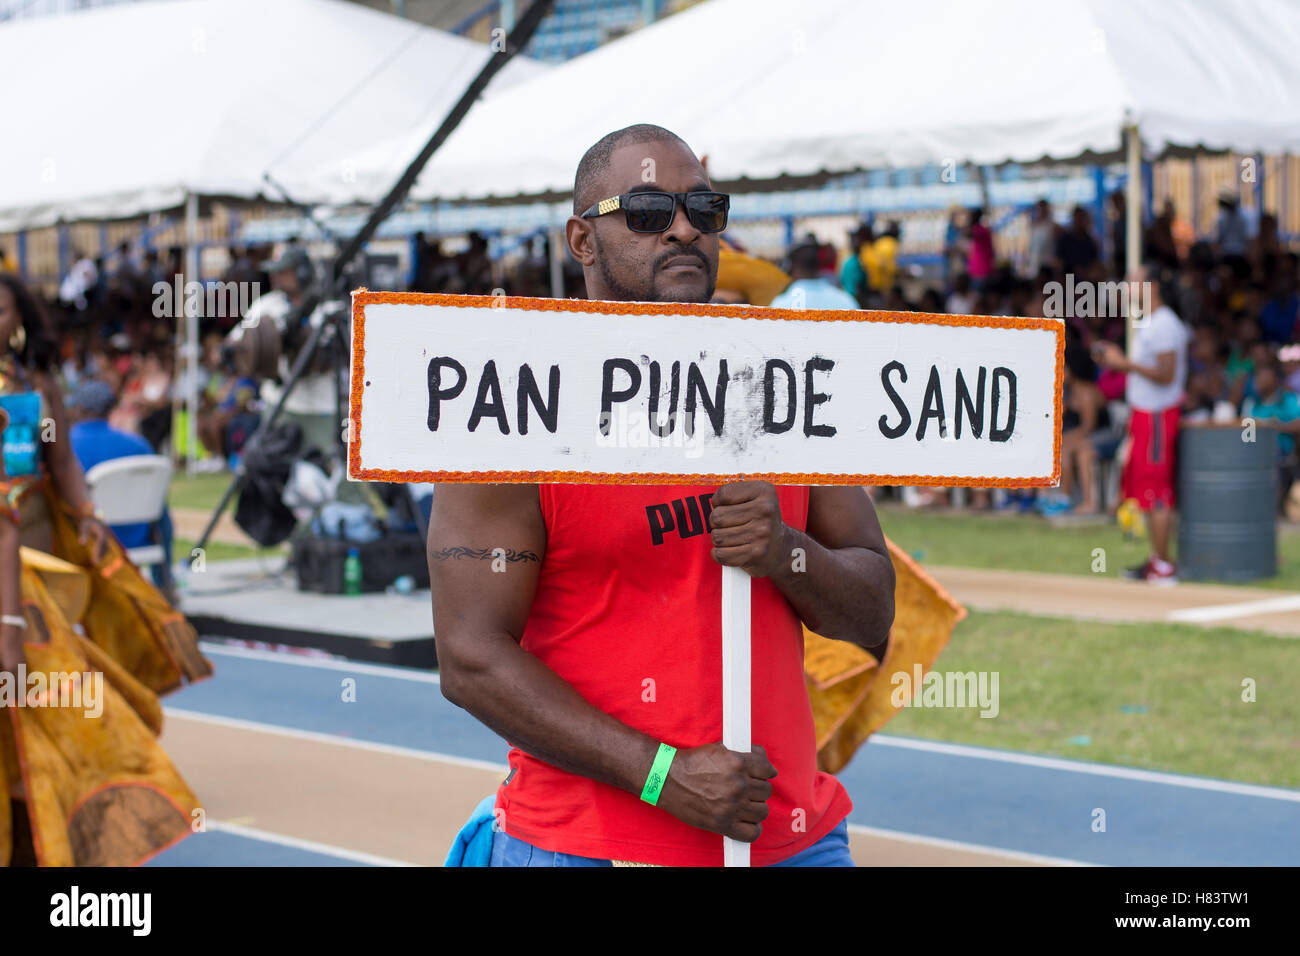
[0,480,211,866]
[715,239,792,306]
[39,479,212,694]
[806,536,966,773]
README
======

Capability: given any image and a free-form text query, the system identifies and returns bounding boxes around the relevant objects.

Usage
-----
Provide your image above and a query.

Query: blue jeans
[489,818,854,867]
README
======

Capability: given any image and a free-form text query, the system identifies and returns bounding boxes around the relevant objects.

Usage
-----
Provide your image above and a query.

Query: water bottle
[343,548,362,596]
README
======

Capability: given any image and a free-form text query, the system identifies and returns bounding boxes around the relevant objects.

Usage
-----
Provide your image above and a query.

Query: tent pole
[184,191,200,475]
[328,0,555,295]
[1281,154,1289,241]
[1124,124,1142,356]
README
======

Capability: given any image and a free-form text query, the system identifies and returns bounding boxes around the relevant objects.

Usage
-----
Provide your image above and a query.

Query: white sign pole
[720,563,751,867]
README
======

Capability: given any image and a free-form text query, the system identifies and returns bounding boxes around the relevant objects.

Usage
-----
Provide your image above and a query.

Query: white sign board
[348,292,1063,487]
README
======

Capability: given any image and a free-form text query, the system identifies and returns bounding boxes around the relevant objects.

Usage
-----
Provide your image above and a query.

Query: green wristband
[639,743,676,806]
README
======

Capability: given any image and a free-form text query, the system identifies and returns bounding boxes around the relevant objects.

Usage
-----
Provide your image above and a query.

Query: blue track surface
[152,646,1300,866]
[146,831,371,867]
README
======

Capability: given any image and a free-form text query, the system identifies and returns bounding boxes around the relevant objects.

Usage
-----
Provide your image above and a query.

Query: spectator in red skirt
[1095,264,1189,584]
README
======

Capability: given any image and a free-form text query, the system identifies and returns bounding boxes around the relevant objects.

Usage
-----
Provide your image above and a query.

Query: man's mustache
[655,247,709,270]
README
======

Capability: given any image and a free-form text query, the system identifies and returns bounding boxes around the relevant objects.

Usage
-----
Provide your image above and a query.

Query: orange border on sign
[348,290,1064,488]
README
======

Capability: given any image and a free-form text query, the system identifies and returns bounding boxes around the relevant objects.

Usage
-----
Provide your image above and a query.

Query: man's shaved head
[573,124,690,214]
[566,124,719,303]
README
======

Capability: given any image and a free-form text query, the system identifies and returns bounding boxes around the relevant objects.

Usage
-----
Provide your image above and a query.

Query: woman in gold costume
[0,273,210,866]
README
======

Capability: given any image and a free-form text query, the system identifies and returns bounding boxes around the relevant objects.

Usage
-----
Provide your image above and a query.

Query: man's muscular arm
[429,484,776,842]
[709,483,895,656]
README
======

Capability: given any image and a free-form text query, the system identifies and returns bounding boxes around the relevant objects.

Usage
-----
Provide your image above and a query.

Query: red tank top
[494,483,852,866]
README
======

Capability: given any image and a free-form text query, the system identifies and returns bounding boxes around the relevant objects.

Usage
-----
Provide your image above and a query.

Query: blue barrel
[1177,422,1278,582]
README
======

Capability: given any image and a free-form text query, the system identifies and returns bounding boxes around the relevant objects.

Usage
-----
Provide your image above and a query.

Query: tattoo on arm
[430,546,540,563]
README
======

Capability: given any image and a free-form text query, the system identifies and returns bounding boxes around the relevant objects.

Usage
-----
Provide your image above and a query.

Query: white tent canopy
[328,0,1300,204]
[0,0,545,230]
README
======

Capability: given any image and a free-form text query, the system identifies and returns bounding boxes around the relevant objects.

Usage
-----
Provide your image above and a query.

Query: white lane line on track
[871,735,1300,802]
[198,641,441,683]
[1165,594,1300,625]
[164,708,507,774]
[205,820,417,867]
[169,705,1300,804]
[845,824,1096,867]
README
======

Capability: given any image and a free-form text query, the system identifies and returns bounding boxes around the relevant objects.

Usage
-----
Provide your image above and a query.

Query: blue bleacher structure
[454,0,671,63]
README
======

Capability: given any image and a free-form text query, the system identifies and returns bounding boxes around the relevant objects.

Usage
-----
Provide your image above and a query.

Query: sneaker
[1121,559,1152,581]
[1122,559,1178,586]
[1146,558,1178,586]
[1035,492,1074,516]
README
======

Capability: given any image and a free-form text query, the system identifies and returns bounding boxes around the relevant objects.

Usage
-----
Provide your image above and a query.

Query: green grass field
[168,471,241,512]
[886,609,1300,788]
[173,537,285,563]
[876,504,1300,591]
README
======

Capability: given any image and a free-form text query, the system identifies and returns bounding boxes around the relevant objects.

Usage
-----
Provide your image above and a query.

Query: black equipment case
[291,532,429,594]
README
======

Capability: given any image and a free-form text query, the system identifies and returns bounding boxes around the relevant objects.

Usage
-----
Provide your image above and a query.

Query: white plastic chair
[84,454,173,586]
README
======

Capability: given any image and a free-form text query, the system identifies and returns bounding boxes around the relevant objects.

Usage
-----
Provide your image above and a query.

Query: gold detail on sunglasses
[597,197,621,215]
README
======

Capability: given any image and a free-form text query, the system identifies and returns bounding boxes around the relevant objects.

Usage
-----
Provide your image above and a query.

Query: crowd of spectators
[782,192,1298,524]
[5,190,1297,539]
[764,193,1294,530]
[6,240,288,470]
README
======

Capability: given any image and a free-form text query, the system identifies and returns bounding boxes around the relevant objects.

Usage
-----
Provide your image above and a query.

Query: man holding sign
[429,125,896,867]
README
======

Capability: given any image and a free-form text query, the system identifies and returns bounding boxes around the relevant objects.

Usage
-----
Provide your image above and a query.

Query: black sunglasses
[579,190,730,234]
